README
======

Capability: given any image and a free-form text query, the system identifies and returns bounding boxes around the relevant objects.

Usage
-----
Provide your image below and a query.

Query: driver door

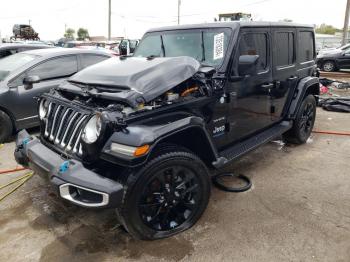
[225,28,273,143]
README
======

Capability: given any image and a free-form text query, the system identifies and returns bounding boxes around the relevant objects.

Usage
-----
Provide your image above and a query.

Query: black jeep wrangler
[15,22,319,240]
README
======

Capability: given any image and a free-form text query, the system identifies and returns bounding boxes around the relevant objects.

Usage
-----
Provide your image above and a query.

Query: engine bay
[57,76,211,118]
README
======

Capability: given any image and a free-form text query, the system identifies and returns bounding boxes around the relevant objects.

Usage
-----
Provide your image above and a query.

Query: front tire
[284,95,316,144]
[0,111,13,143]
[322,61,336,72]
[116,148,211,240]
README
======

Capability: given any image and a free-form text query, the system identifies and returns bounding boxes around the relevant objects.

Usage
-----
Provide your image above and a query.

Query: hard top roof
[146,21,314,33]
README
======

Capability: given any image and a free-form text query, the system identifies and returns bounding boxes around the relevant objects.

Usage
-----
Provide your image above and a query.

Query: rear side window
[275,32,295,66]
[80,54,109,69]
[298,31,314,62]
[239,33,268,72]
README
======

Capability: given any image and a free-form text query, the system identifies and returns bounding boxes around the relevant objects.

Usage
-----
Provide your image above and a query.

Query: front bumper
[14,130,124,208]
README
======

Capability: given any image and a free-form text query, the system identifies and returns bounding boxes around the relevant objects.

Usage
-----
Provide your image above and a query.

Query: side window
[0,49,18,58]
[80,54,109,69]
[129,40,138,49]
[9,49,18,55]
[10,56,78,87]
[0,50,11,58]
[275,32,295,67]
[239,33,268,72]
[298,31,315,62]
[28,55,78,81]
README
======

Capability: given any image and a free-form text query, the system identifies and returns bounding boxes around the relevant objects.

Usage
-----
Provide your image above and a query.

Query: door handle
[288,76,298,81]
[261,83,274,91]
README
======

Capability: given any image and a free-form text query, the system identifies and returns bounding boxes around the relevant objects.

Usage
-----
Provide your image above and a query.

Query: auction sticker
[213,33,224,60]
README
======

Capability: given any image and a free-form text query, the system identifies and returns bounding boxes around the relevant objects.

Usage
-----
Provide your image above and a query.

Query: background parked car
[316,44,350,71]
[0,48,112,142]
[76,45,118,56]
[318,43,350,55]
[0,43,52,59]
[118,39,139,55]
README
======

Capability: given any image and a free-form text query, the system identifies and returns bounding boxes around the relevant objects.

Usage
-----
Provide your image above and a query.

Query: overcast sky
[0,0,347,40]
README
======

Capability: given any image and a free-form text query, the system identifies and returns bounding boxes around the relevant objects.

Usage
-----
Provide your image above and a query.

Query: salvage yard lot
[0,108,349,262]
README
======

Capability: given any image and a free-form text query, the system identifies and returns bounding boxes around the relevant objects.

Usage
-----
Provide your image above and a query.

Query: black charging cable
[212,172,252,192]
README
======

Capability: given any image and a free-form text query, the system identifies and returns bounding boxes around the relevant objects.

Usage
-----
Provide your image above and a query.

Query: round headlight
[82,114,102,144]
[39,99,49,120]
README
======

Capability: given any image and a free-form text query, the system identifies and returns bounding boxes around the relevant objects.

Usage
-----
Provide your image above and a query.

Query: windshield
[0,53,38,82]
[134,28,232,67]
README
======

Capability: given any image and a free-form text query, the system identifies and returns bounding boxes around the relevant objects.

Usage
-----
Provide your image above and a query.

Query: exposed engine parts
[57,76,211,117]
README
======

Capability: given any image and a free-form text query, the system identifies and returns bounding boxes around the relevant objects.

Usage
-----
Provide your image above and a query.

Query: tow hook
[59,161,70,174]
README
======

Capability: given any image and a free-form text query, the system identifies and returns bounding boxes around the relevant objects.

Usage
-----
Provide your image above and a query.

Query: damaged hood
[67,56,200,107]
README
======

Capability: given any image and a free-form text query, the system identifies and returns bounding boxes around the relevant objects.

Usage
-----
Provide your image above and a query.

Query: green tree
[315,24,341,35]
[64,28,75,39]
[77,28,89,40]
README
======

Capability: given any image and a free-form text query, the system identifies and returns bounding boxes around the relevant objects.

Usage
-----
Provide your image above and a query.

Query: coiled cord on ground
[212,172,252,192]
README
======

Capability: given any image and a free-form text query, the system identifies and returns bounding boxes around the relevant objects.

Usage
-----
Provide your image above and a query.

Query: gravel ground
[0,107,349,262]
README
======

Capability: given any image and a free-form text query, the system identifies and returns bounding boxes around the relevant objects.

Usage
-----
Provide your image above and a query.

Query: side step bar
[212,121,292,168]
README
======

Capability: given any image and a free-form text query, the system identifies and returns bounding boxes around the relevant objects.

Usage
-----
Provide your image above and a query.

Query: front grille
[43,101,89,156]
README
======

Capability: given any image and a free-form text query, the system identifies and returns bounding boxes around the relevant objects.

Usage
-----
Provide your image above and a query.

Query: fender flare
[287,76,319,119]
[102,116,219,167]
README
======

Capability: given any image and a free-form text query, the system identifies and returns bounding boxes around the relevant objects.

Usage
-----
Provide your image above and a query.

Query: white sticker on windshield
[213,33,224,60]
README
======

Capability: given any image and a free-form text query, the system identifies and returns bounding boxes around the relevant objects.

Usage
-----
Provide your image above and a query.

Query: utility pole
[177,0,181,25]
[29,19,31,26]
[342,0,350,45]
[108,0,111,41]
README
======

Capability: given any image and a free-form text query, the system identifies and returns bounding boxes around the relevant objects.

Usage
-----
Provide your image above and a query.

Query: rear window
[298,31,315,62]
[275,32,295,66]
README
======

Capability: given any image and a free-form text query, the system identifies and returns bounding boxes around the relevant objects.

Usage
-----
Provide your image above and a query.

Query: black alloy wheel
[116,148,211,240]
[138,165,201,231]
[299,101,315,138]
[283,94,316,144]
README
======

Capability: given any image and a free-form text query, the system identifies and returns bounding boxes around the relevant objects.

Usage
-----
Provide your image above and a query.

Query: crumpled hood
[67,56,200,107]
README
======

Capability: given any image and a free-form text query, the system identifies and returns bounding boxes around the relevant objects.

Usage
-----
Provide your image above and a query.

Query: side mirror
[238,55,259,77]
[198,66,216,75]
[23,75,40,90]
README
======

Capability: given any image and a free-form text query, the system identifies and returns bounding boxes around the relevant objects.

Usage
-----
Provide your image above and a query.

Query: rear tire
[0,111,13,143]
[284,95,316,144]
[116,147,211,240]
[322,61,336,72]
